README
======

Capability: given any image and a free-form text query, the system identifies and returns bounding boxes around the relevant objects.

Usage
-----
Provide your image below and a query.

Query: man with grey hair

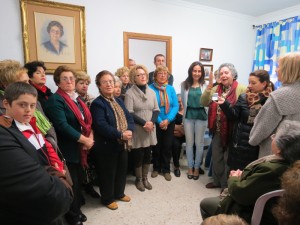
[200,120,300,225]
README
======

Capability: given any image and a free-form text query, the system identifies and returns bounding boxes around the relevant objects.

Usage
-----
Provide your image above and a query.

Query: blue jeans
[183,119,207,169]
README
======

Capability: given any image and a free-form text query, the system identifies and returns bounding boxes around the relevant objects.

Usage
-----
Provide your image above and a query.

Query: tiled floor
[81,159,220,225]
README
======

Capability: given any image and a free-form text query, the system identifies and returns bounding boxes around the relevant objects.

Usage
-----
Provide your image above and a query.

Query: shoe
[174,168,181,177]
[193,169,200,180]
[135,178,145,192]
[163,173,172,181]
[205,182,221,189]
[79,213,87,222]
[106,202,118,210]
[199,167,205,175]
[142,177,152,190]
[193,175,199,180]
[85,184,100,198]
[187,168,193,179]
[119,195,131,202]
[151,170,159,178]
[65,216,83,225]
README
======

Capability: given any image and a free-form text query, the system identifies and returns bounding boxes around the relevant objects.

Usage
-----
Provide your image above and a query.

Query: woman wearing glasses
[90,70,134,210]
[45,65,94,225]
[124,65,159,191]
[149,65,179,181]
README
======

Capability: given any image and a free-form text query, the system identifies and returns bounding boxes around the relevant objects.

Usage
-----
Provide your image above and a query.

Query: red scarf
[56,88,92,168]
[30,82,48,98]
[208,80,238,147]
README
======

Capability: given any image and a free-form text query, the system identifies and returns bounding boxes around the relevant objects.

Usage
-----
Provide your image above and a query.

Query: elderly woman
[45,65,94,225]
[181,61,208,180]
[200,120,300,225]
[115,66,132,100]
[74,71,99,199]
[249,52,300,157]
[90,70,134,210]
[149,65,179,181]
[0,60,29,114]
[217,70,274,170]
[43,20,67,55]
[113,75,122,99]
[24,61,52,109]
[124,65,159,191]
[201,63,246,190]
[75,71,95,108]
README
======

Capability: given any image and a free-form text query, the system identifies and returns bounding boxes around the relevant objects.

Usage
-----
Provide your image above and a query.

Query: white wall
[1,0,299,94]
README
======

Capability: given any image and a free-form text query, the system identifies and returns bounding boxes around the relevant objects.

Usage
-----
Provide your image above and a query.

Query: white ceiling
[180,0,300,16]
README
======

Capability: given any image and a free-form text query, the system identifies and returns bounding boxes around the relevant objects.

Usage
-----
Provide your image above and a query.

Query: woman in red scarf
[200,63,246,190]
[44,65,94,225]
[24,61,53,110]
[217,70,273,171]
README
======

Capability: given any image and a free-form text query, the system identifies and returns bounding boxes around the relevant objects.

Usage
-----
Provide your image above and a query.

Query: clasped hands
[159,119,169,130]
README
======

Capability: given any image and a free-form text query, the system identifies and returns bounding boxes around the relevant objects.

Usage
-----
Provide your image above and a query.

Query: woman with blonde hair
[124,65,159,191]
[249,52,300,157]
[149,65,179,181]
[115,66,131,100]
[75,71,95,108]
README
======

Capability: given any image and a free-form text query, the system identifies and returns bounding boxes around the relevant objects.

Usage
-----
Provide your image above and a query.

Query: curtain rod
[252,16,297,29]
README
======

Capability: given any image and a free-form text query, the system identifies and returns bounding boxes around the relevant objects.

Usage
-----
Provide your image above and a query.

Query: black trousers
[65,162,84,220]
[93,149,128,205]
[172,136,185,168]
[153,121,175,173]
[132,147,152,168]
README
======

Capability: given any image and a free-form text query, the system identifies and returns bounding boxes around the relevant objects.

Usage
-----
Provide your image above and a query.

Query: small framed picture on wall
[203,64,213,80]
[200,48,213,61]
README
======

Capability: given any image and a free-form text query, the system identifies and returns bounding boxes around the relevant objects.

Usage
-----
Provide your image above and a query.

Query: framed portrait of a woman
[20,0,87,73]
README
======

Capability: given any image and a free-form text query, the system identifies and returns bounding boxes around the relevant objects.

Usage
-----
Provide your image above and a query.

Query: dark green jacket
[44,93,82,163]
[219,159,289,225]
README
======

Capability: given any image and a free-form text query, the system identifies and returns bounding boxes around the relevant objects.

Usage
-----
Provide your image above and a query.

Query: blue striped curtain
[252,16,300,89]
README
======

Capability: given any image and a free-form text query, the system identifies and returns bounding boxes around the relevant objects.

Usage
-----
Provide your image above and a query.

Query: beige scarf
[105,96,132,150]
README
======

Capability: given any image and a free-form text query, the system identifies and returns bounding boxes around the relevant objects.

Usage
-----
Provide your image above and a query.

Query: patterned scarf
[246,83,272,124]
[56,88,92,168]
[103,95,132,150]
[208,80,238,147]
[153,81,170,114]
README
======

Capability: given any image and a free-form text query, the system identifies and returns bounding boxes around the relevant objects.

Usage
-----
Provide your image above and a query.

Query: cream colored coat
[124,85,159,149]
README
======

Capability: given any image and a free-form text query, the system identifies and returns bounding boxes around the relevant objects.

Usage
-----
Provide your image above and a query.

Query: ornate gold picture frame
[20,0,87,73]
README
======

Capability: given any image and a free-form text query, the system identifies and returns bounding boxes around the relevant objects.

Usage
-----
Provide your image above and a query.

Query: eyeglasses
[136,73,147,77]
[101,80,114,86]
[271,134,276,140]
[61,76,75,82]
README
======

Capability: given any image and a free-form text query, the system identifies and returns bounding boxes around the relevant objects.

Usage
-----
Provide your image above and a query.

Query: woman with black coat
[217,70,273,170]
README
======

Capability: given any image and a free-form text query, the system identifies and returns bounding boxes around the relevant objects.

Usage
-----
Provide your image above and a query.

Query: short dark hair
[154,54,165,63]
[47,21,64,36]
[24,61,46,78]
[4,82,37,105]
[95,70,114,87]
[53,65,75,85]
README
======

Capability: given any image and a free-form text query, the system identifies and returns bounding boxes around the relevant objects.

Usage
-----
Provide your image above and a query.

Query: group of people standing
[1,51,300,225]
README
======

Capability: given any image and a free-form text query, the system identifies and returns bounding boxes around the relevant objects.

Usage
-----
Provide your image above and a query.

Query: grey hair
[114,75,122,86]
[218,63,238,80]
[275,120,300,164]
